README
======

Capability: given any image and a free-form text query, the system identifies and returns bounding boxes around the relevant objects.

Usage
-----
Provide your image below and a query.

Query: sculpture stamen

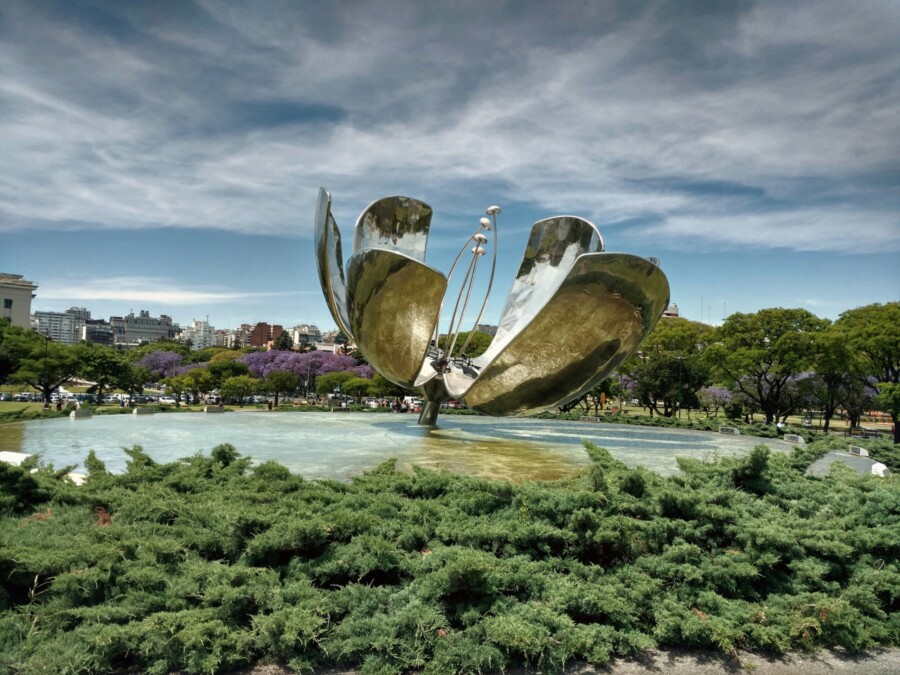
[431,205,500,374]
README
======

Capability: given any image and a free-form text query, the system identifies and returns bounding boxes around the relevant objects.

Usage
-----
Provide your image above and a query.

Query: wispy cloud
[1,0,898,254]
[38,276,310,305]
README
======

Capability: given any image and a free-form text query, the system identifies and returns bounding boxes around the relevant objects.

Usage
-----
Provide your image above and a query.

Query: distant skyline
[2,1,898,331]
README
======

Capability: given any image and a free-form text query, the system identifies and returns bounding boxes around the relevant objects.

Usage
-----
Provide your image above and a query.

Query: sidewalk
[232,647,900,674]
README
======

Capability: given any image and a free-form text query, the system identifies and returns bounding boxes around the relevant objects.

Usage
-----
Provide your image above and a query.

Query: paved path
[231,647,900,674]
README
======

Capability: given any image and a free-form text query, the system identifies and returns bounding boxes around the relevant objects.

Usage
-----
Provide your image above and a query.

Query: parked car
[158,396,178,405]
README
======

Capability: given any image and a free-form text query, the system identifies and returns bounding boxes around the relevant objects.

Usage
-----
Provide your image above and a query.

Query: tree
[368,373,408,399]
[0,321,37,384]
[209,350,245,364]
[220,375,257,406]
[137,350,183,379]
[75,344,130,401]
[697,386,733,418]
[5,330,80,405]
[187,347,228,364]
[632,317,715,357]
[808,331,857,432]
[127,341,190,362]
[343,376,374,402]
[437,330,494,359]
[842,378,878,429]
[273,331,294,351]
[833,302,900,443]
[874,384,900,439]
[208,359,250,387]
[631,354,708,417]
[263,371,300,406]
[622,318,713,418]
[163,374,192,407]
[186,367,215,402]
[316,371,357,397]
[117,365,151,400]
[705,308,828,424]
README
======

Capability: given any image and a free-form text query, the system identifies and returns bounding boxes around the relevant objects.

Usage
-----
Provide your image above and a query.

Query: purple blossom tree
[240,349,373,389]
[138,350,183,379]
[697,386,733,418]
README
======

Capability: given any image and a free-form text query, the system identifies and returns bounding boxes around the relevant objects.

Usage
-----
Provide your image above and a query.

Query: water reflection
[0,412,792,482]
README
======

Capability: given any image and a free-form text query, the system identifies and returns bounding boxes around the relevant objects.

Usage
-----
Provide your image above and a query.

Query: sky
[1,0,898,333]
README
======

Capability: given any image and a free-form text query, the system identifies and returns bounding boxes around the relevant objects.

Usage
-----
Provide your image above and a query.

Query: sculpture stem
[418,377,450,426]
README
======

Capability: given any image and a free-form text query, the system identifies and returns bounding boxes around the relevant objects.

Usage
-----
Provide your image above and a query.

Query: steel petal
[455,253,670,416]
[346,249,447,388]
[314,188,355,340]
[489,216,603,359]
[354,195,434,261]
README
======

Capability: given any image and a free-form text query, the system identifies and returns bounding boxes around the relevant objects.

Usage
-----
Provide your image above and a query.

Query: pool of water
[0,412,792,481]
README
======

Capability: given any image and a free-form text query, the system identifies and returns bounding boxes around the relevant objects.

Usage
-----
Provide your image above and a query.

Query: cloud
[37,276,310,305]
[1,0,898,254]
[633,207,900,254]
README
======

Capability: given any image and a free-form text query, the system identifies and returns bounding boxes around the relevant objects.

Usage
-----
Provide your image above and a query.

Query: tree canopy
[705,308,829,424]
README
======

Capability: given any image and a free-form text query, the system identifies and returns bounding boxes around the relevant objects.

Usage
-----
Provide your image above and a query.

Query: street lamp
[41,329,50,409]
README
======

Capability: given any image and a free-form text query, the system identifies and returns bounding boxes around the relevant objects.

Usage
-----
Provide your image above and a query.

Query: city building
[289,323,322,348]
[0,273,38,328]
[475,324,498,337]
[230,324,254,348]
[661,303,680,318]
[110,310,180,347]
[82,319,114,347]
[179,319,215,350]
[213,329,232,348]
[32,307,91,344]
[249,322,283,348]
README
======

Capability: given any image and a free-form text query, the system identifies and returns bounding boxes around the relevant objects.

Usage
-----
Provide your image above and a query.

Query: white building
[180,319,215,350]
[32,307,90,344]
[290,323,322,347]
[1,273,38,328]
[662,303,680,318]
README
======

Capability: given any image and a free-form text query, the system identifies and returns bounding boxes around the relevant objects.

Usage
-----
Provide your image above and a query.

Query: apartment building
[110,310,180,346]
[289,323,322,347]
[32,307,91,344]
[0,273,38,328]
[180,319,215,350]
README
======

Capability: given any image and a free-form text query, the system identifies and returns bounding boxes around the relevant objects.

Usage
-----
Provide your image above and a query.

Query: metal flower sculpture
[315,187,670,425]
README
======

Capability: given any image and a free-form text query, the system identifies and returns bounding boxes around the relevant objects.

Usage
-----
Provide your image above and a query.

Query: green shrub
[0,437,896,672]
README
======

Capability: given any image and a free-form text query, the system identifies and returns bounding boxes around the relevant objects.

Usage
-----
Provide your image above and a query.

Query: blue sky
[1,0,898,332]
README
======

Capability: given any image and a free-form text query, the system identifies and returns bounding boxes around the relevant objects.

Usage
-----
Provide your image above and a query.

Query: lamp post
[676,356,685,419]
[41,329,50,409]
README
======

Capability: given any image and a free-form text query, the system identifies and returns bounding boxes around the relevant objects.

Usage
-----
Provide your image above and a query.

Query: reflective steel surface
[346,249,446,387]
[314,189,670,423]
[354,195,434,262]
[314,188,355,340]
[489,216,604,359]
[456,254,670,416]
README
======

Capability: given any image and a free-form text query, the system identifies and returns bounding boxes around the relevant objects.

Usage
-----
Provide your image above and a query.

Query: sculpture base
[417,378,449,426]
